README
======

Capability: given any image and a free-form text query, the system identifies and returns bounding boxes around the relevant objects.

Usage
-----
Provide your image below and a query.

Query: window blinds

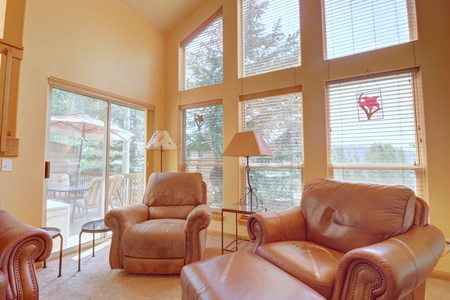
[181,101,224,208]
[323,0,418,59]
[326,69,425,197]
[239,87,303,210]
[180,9,223,90]
[240,0,300,77]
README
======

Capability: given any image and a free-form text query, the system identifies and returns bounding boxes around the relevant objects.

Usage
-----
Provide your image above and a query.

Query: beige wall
[166,0,450,275]
[0,0,165,226]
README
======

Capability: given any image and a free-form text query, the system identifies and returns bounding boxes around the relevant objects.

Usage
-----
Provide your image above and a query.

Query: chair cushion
[301,178,416,253]
[122,219,186,259]
[143,172,204,219]
[256,241,344,299]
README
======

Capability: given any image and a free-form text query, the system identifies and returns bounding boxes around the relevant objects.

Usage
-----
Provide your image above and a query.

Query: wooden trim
[430,270,450,281]
[1,48,12,152]
[239,85,302,102]
[325,67,420,85]
[180,8,223,47]
[48,77,155,111]
[0,136,18,157]
[211,210,222,222]
[0,41,23,60]
[179,99,222,110]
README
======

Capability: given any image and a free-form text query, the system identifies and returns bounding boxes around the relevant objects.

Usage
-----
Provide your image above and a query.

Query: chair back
[143,172,206,219]
[48,173,70,187]
[111,174,124,206]
[301,178,418,253]
[85,177,103,208]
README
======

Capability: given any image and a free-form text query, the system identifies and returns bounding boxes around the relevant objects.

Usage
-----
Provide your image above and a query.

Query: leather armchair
[247,178,445,300]
[0,210,53,300]
[105,172,211,274]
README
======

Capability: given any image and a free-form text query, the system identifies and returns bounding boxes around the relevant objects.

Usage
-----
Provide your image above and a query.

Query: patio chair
[109,174,124,208]
[75,177,115,220]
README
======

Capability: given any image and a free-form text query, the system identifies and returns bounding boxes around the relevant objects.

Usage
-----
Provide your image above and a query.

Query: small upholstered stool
[180,250,325,300]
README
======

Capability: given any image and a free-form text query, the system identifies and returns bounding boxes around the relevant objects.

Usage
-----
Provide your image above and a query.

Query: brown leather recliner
[247,178,445,300]
[105,172,212,274]
[0,210,53,300]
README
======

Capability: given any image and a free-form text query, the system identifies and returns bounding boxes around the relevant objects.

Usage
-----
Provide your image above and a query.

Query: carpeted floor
[37,233,450,299]
[37,233,222,300]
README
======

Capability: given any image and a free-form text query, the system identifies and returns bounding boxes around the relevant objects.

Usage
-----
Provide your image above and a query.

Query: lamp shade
[146,130,177,150]
[223,131,272,157]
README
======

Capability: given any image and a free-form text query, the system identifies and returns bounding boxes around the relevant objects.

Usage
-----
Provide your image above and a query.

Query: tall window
[240,87,303,211]
[323,0,418,59]
[326,69,425,197]
[181,101,223,208]
[240,0,300,77]
[180,9,223,90]
[48,79,149,249]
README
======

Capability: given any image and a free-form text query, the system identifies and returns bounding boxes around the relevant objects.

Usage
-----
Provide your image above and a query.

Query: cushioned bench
[180,250,325,300]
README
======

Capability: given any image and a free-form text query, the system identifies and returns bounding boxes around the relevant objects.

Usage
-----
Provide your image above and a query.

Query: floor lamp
[146,130,177,172]
[223,131,272,210]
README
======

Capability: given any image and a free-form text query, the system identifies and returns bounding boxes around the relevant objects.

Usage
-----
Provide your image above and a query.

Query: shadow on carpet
[37,234,222,300]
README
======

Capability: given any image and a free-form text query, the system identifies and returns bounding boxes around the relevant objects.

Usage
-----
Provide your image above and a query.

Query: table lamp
[223,131,272,209]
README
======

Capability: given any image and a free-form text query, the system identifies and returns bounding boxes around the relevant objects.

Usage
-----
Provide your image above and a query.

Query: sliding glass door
[46,87,146,249]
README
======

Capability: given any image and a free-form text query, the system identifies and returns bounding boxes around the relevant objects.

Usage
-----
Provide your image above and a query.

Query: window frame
[239,0,301,78]
[322,0,418,60]
[179,8,223,91]
[325,67,426,197]
[180,99,224,208]
[239,86,304,211]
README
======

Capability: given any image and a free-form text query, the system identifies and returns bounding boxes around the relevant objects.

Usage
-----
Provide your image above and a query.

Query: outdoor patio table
[47,185,89,222]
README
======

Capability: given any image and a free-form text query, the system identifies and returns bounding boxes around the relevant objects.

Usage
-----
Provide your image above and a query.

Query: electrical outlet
[1,159,12,172]
[445,238,450,252]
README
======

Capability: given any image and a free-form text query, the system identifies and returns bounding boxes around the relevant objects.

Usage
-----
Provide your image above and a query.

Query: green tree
[365,143,406,164]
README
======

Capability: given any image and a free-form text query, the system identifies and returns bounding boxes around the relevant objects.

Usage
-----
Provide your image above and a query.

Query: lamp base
[239,187,263,211]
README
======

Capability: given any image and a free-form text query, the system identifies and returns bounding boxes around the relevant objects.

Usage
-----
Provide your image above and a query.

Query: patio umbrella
[50,114,135,163]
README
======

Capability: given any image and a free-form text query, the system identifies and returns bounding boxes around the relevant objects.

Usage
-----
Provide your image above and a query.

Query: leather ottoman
[180,250,325,300]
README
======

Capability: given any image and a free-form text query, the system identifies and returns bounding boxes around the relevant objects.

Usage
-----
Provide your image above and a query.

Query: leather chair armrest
[185,204,212,264]
[0,211,52,300]
[333,224,445,300]
[104,204,149,268]
[247,206,306,252]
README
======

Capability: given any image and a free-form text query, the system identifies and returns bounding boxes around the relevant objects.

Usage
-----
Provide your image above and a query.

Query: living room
[1,0,450,298]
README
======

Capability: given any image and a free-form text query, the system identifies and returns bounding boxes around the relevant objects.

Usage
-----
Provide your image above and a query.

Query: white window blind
[326,69,425,197]
[239,87,303,211]
[181,101,223,208]
[240,0,300,77]
[180,9,223,90]
[323,0,418,59]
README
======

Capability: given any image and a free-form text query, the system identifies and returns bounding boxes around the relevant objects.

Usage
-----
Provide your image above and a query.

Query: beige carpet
[37,233,222,300]
[37,233,450,299]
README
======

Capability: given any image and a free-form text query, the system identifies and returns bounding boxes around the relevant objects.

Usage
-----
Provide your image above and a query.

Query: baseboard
[429,270,450,281]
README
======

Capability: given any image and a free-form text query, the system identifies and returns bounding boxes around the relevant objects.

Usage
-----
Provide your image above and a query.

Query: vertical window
[240,87,303,211]
[180,9,223,90]
[240,0,300,77]
[326,69,425,197]
[323,0,418,59]
[181,101,223,208]
[48,81,149,248]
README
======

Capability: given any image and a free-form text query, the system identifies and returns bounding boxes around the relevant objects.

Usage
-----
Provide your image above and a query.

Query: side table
[221,203,266,254]
[78,219,111,271]
[40,227,63,277]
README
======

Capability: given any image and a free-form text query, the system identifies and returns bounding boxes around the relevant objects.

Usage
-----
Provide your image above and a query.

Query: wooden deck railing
[79,172,145,206]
